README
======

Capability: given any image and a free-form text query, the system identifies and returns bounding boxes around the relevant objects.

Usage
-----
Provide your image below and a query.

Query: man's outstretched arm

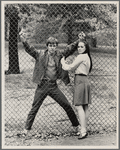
[19,29,38,59]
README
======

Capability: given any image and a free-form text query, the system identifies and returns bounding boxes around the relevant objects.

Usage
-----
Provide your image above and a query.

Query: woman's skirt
[73,74,91,106]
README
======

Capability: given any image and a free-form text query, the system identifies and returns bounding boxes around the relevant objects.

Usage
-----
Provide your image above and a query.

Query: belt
[42,78,56,83]
[76,74,87,76]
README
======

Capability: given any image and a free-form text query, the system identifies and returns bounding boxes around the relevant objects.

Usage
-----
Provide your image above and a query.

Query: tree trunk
[5,19,8,41]
[5,11,20,75]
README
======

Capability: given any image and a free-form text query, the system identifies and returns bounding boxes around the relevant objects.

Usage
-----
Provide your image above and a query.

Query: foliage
[46,4,117,25]
[4,3,117,44]
[5,3,117,28]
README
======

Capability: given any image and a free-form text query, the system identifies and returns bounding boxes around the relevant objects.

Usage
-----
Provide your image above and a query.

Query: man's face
[47,43,57,55]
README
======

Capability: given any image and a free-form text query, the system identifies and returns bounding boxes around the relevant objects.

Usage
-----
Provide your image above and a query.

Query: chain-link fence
[4,3,117,140]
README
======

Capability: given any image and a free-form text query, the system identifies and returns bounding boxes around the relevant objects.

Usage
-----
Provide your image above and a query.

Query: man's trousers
[25,80,79,130]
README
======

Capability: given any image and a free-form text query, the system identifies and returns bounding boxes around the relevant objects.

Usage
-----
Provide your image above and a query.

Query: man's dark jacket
[23,41,78,85]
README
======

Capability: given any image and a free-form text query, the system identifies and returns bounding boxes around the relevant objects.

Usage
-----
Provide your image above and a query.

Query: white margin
[1,1,119,149]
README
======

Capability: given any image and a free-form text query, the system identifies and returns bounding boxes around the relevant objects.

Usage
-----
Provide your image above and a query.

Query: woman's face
[78,42,86,54]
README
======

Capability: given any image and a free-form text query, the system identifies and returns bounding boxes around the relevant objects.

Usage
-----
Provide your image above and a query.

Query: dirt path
[4,132,117,148]
[31,133,117,147]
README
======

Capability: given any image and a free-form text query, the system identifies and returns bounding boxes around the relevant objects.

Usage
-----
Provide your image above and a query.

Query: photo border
[1,0,119,149]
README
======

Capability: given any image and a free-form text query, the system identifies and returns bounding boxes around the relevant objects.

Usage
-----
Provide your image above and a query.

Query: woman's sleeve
[62,55,83,71]
[62,40,79,58]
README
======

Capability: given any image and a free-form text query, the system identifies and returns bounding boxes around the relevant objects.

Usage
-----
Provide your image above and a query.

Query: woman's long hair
[81,41,93,72]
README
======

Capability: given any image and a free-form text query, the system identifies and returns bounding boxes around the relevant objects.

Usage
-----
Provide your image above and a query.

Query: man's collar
[48,51,57,57]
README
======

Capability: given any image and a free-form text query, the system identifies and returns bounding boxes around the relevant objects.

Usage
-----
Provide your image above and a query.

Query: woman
[61,40,92,139]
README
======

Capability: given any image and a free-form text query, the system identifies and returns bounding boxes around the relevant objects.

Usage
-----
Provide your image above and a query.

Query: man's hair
[46,37,58,46]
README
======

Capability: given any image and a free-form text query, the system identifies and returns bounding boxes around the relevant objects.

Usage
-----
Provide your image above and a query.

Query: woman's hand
[62,64,71,71]
[61,57,71,71]
[61,57,66,65]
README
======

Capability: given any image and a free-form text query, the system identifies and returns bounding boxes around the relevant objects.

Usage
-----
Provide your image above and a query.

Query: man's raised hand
[19,28,27,43]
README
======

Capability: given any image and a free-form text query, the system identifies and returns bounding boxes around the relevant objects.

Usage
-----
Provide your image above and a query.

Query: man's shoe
[74,125,81,135]
[21,129,30,137]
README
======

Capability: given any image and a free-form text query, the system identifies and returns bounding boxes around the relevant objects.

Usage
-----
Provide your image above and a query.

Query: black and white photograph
[1,1,119,149]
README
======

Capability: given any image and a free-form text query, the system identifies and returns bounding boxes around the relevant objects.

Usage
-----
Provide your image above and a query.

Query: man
[19,30,80,136]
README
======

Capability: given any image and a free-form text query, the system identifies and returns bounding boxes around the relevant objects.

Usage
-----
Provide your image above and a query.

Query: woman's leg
[83,104,89,128]
[75,105,87,134]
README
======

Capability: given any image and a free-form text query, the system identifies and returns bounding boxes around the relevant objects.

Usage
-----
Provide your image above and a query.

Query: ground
[4,132,117,148]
